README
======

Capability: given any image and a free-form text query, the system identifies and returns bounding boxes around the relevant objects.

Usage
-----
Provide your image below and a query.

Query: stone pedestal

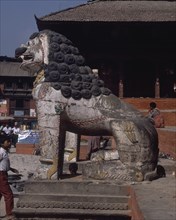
[13,180,131,220]
[82,160,138,182]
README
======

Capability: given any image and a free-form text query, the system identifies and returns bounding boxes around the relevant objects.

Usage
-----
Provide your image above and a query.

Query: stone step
[145,110,176,126]
[14,180,131,220]
[14,208,131,220]
[17,193,129,204]
[24,180,130,196]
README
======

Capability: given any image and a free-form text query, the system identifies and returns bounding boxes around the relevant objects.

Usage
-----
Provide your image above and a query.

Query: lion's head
[15,30,111,100]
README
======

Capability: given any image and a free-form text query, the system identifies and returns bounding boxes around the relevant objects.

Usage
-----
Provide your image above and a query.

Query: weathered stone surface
[13,180,131,220]
[82,160,137,182]
[15,30,159,182]
[90,149,120,161]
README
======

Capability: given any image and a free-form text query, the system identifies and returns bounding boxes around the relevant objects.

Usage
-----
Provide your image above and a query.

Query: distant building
[0,56,37,128]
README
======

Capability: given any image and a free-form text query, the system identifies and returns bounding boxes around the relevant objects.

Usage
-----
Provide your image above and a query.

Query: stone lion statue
[15,30,159,181]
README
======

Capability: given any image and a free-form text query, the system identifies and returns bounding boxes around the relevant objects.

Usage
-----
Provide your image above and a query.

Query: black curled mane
[43,30,111,100]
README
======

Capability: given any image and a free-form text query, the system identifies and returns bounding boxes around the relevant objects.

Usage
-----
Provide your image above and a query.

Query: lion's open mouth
[23,54,33,61]
[15,47,34,62]
[20,52,35,69]
[15,47,27,58]
[20,53,34,69]
[20,58,42,74]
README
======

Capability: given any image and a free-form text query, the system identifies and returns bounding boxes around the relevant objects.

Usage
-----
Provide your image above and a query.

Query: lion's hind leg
[111,120,141,165]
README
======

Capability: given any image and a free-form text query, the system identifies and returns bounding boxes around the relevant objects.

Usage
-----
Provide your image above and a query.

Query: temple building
[36,0,176,98]
[35,0,176,158]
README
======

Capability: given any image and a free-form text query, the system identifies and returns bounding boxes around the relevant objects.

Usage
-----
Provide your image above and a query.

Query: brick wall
[16,143,35,154]
[123,98,176,127]
[157,129,176,159]
[123,98,176,110]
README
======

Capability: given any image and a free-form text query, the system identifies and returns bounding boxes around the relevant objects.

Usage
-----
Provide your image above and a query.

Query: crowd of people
[0,122,20,148]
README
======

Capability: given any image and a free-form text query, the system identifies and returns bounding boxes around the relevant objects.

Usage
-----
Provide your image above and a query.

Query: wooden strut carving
[15,30,159,181]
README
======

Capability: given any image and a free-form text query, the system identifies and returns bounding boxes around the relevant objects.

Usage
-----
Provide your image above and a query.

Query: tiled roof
[0,60,31,77]
[39,1,176,22]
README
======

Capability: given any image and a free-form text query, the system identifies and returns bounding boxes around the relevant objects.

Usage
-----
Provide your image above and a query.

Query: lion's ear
[39,34,45,39]
[29,32,39,39]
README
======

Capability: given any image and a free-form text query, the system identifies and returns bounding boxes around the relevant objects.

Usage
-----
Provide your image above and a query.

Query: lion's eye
[28,39,36,46]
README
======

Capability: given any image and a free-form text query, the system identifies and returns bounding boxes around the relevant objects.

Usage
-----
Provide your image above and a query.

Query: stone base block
[13,180,131,220]
[82,160,136,182]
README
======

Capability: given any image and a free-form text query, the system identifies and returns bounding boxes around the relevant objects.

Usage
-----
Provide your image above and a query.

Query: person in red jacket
[147,102,165,128]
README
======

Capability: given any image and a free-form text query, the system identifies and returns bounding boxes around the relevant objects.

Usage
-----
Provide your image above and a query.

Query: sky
[0,0,87,57]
